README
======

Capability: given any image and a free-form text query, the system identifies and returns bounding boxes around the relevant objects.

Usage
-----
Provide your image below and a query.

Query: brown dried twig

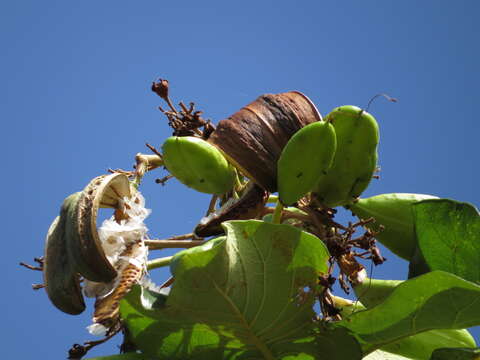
[19,257,44,271]
[145,240,204,250]
[67,327,120,360]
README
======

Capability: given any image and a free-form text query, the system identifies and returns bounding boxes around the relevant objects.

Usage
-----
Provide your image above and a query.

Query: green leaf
[352,278,476,359]
[379,330,475,360]
[85,354,155,360]
[430,347,480,360]
[410,199,480,282]
[339,271,480,354]
[121,220,362,359]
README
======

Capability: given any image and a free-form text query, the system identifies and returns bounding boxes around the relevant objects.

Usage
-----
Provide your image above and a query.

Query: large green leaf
[430,347,480,360]
[339,271,480,354]
[121,220,362,359]
[352,278,476,359]
[409,199,480,282]
[379,331,475,360]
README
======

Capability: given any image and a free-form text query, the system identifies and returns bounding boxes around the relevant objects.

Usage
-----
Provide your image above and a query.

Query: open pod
[208,91,322,192]
[194,182,268,237]
[66,173,132,283]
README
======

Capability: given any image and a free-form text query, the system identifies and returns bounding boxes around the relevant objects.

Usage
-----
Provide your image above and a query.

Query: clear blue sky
[2,1,479,358]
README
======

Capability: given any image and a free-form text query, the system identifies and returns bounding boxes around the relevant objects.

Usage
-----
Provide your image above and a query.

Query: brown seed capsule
[194,182,268,237]
[208,92,322,192]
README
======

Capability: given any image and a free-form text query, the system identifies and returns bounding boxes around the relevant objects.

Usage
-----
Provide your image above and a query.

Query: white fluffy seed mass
[85,192,151,335]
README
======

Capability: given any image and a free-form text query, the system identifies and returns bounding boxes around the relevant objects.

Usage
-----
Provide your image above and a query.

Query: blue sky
[2,1,479,358]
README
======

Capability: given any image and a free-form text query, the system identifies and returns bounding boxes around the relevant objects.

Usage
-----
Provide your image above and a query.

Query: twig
[263,207,310,222]
[160,276,175,289]
[160,232,197,241]
[206,195,218,216]
[145,143,163,158]
[68,329,119,359]
[272,202,284,224]
[19,262,42,271]
[133,153,163,187]
[155,174,173,185]
[145,240,204,250]
[147,256,173,270]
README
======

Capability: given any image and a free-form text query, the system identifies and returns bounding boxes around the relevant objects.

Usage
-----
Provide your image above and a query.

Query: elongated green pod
[348,193,438,260]
[353,278,403,308]
[162,136,236,195]
[43,195,86,315]
[66,174,131,282]
[277,121,336,205]
[314,106,379,207]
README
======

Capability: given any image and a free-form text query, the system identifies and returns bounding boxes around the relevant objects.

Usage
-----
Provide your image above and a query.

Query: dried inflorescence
[152,78,215,138]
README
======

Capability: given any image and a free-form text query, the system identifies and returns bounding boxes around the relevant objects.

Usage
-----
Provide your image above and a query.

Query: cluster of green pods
[156,98,447,274]
[159,100,380,210]
[276,105,379,207]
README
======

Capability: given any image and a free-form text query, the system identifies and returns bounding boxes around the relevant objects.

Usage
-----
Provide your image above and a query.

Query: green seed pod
[162,136,236,195]
[277,121,336,205]
[314,106,379,207]
[43,195,86,315]
[349,193,438,260]
[353,278,402,308]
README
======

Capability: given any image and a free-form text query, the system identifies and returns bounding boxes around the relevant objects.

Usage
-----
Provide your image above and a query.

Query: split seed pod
[65,173,132,283]
[92,241,146,330]
[314,105,379,207]
[194,182,268,237]
[348,193,438,260]
[277,121,337,205]
[162,136,236,195]
[43,194,86,315]
[208,92,322,192]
